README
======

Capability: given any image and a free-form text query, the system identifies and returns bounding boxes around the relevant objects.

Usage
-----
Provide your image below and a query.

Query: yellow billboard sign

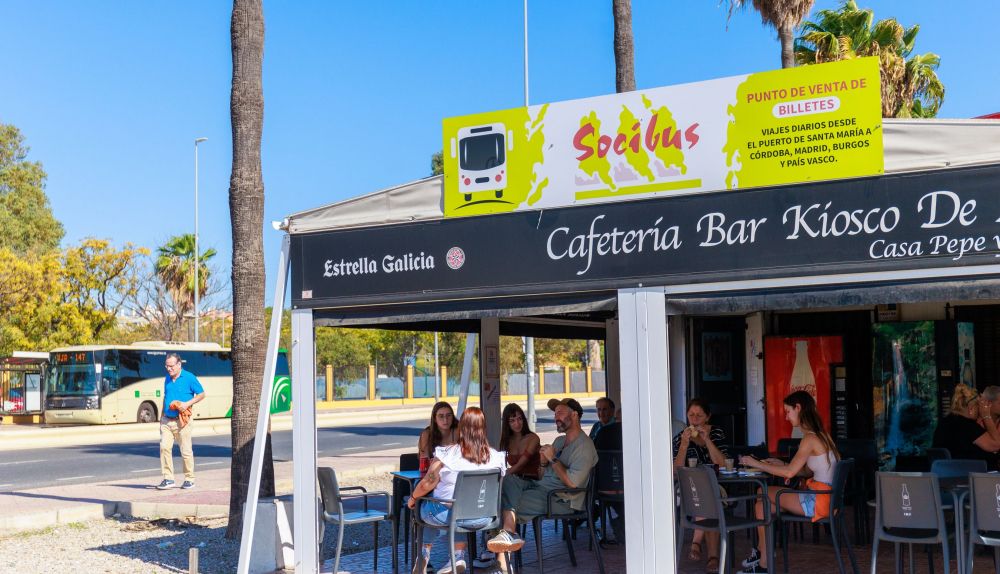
[442,58,882,217]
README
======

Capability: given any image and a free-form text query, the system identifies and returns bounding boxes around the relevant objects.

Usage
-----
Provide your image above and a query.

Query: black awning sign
[291,164,1000,309]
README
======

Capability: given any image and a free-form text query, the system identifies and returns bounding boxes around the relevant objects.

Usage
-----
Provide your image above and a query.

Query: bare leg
[753,485,806,569]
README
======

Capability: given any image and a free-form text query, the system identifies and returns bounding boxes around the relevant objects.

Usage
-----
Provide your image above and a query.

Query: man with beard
[488,397,599,554]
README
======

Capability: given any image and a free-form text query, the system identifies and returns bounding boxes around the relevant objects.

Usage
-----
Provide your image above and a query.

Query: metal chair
[395,452,420,568]
[594,449,625,545]
[676,465,773,573]
[318,466,394,574]
[965,472,1000,574]
[870,471,952,574]
[926,447,953,462]
[413,468,508,574]
[836,439,877,544]
[775,458,859,574]
[525,466,605,574]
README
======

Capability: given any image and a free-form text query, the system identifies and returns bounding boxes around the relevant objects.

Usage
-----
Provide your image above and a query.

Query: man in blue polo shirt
[157,353,206,490]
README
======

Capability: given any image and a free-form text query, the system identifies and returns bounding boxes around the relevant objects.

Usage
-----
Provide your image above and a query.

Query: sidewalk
[0,398,598,452]
[0,429,564,533]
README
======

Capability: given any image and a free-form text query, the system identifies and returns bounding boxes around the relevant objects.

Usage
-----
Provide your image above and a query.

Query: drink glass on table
[724,458,734,471]
[687,457,698,468]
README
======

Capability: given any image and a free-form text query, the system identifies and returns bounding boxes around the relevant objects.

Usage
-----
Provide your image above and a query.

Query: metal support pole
[193,137,207,342]
[434,332,440,401]
[236,234,289,574]
[525,336,536,427]
[291,307,318,572]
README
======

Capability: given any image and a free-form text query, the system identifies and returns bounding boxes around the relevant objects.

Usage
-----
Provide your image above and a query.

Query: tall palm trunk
[226,0,275,539]
[612,0,635,92]
[779,22,795,68]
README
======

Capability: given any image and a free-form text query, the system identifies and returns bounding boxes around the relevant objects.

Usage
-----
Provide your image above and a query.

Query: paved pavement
[0,400,598,533]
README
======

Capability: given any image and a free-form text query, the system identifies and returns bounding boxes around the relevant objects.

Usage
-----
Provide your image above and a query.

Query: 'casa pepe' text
[323,252,435,278]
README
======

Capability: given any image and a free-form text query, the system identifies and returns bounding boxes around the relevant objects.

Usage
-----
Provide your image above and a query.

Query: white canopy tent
[237,118,1000,574]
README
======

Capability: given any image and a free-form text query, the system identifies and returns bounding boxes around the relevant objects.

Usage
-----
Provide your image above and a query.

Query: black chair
[966,472,1000,574]
[836,439,877,544]
[676,465,773,573]
[775,458,859,574]
[525,466,605,574]
[926,447,952,462]
[396,453,420,568]
[594,449,625,545]
[413,468,510,574]
[894,454,931,472]
[870,471,952,574]
[318,466,394,574]
[777,438,801,460]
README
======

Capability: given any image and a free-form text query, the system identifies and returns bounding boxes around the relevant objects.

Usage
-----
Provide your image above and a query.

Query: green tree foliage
[155,233,217,317]
[431,150,444,176]
[794,0,944,117]
[0,240,147,355]
[0,124,64,255]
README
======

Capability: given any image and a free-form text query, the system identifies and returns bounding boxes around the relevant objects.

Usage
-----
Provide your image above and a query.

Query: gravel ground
[0,475,404,574]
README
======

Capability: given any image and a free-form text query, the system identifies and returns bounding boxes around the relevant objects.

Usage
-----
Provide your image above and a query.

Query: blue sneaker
[156,479,176,490]
[181,480,195,489]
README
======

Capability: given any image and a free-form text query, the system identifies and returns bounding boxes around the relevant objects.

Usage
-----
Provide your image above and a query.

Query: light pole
[194,137,208,342]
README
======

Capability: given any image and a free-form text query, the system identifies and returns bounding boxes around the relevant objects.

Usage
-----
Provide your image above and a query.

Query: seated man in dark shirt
[593,407,624,544]
[933,385,1000,468]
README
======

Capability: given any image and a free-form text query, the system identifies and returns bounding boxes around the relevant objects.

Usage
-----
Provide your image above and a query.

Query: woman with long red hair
[408,406,506,574]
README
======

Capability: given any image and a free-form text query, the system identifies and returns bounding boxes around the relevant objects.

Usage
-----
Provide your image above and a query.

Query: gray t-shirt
[537,432,598,510]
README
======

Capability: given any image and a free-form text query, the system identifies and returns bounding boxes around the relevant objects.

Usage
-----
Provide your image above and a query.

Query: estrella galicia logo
[446,247,465,270]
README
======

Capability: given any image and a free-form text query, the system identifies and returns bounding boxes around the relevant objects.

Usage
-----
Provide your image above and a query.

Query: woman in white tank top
[735,391,840,574]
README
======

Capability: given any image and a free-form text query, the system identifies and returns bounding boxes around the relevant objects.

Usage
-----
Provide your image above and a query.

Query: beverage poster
[763,336,843,454]
[872,322,938,470]
[957,322,976,390]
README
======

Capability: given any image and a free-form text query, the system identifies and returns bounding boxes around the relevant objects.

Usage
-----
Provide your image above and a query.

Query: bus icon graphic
[451,123,513,201]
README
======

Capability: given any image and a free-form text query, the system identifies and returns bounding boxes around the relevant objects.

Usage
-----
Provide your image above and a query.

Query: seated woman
[499,402,541,480]
[933,384,1000,467]
[417,401,458,475]
[737,391,838,574]
[408,406,506,574]
[673,398,728,573]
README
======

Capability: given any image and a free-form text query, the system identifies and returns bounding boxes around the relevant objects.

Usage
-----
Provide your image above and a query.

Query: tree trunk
[588,339,603,371]
[226,0,274,540]
[612,0,635,92]
[779,22,795,69]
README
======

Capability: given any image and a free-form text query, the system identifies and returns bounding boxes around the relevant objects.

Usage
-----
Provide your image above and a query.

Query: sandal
[688,541,703,561]
[706,556,719,573]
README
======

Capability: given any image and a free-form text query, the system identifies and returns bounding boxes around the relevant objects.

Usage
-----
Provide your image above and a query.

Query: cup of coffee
[687,457,698,468]
[724,458,735,471]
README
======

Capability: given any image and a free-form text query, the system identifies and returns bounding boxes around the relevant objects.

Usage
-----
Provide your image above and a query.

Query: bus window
[47,351,99,397]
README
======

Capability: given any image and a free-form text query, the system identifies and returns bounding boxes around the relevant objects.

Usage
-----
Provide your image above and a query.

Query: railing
[314,365,605,405]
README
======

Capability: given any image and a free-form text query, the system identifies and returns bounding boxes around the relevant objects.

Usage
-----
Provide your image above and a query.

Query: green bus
[44,341,291,425]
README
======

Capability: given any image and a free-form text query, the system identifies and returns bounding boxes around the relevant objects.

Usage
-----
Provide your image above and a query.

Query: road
[0,408,596,492]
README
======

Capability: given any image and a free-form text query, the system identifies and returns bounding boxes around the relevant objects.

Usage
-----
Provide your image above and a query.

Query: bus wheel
[137,402,157,424]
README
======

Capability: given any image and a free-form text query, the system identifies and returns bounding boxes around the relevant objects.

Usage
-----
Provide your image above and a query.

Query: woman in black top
[673,398,729,573]
[933,385,1000,467]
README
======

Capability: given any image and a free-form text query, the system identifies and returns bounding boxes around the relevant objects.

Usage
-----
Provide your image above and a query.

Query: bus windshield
[460,133,504,171]
[47,352,99,396]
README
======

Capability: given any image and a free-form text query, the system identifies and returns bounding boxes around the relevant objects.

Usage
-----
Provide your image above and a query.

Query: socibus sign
[442,58,883,217]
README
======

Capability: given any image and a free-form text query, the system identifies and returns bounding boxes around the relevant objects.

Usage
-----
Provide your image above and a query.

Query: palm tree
[154,233,216,317]
[612,0,635,92]
[794,0,944,117]
[226,0,275,539]
[724,0,816,69]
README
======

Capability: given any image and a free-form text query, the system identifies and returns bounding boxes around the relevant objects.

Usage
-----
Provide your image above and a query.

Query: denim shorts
[419,500,493,543]
[798,492,816,517]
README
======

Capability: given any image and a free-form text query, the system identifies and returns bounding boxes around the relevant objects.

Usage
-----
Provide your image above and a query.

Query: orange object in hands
[169,400,193,429]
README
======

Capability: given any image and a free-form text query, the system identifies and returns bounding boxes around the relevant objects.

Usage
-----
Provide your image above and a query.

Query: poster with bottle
[872,322,938,470]
[957,322,976,391]
[763,336,843,454]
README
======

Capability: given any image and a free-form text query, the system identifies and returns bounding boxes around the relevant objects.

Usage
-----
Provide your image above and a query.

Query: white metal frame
[617,287,674,574]
[291,307,319,572]
[237,235,291,574]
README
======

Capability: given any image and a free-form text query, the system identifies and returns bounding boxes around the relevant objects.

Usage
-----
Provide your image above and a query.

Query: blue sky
[1,1,994,304]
